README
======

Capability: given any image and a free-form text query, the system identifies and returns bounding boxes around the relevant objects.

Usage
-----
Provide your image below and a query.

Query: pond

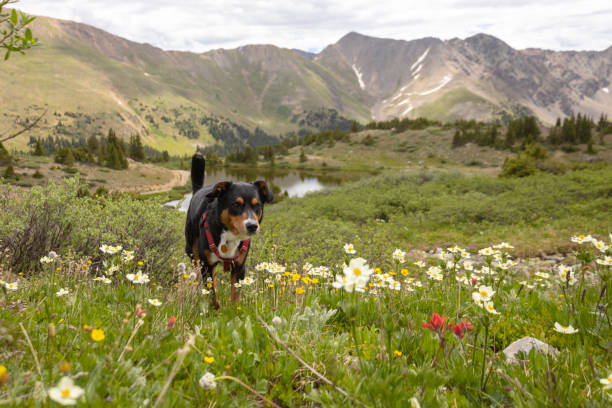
[164,166,368,212]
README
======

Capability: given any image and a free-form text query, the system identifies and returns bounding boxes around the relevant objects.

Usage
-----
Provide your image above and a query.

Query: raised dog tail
[191,153,205,193]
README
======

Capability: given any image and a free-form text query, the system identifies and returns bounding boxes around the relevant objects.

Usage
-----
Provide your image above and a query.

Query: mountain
[316,32,612,124]
[0,15,370,154]
[1,14,611,154]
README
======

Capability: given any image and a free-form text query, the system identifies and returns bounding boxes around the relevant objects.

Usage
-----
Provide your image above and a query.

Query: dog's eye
[253,204,261,212]
[232,202,242,209]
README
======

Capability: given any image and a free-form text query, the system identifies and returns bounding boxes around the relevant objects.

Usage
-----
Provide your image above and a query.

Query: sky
[17,0,612,53]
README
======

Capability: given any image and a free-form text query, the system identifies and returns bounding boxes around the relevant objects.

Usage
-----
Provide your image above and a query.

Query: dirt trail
[116,162,190,194]
[141,168,190,195]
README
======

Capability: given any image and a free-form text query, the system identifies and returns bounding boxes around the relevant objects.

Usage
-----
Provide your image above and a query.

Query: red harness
[201,211,250,272]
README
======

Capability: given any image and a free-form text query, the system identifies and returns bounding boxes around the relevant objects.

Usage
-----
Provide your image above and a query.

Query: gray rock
[502,336,559,364]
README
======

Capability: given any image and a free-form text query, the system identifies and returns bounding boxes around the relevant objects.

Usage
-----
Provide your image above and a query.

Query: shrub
[499,155,536,177]
[0,177,183,280]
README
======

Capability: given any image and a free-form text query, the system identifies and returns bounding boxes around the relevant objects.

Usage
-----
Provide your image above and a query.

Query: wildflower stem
[215,376,282,408]
[115,319,145,368]
[480,322,489,391]
[19,323,43,380]
[153,335,195,408]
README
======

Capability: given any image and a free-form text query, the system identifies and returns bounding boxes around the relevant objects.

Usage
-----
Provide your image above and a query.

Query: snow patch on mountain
[419,75,452,96]
[603,87,610,94]
[402,105,414,116]
[352,64,365,90]
[397,98,411,106]
[411,47,430,71]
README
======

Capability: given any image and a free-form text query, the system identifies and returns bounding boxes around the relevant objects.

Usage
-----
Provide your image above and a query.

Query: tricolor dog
[185,153,273,309]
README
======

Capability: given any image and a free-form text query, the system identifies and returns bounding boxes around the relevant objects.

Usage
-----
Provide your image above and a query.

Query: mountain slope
[317,32,612,124]
[1,14,611,155]
[0,16,371,154]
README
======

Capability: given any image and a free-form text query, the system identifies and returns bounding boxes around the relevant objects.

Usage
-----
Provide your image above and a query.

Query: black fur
[184,154,273,305]
[191,153,205,193]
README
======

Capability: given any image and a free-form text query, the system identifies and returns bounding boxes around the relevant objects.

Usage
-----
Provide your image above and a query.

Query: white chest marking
[209,230,247,264]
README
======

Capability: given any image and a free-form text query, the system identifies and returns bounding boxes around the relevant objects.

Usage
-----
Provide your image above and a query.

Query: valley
[1,13,611,156]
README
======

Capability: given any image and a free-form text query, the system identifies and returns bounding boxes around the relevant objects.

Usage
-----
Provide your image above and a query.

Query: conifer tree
[0,142,11,165]
[64,149,75,167]
[2,163,15,178]
[452,130,462,148]
[33,140,45,156]
[129,134,145,161]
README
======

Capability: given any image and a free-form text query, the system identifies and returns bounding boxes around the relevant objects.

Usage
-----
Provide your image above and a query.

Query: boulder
[502,336,559,364]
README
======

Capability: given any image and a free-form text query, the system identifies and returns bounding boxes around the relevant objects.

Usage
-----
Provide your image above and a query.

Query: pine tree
[3,163,16,178]
[505,126,516,148]
[489,125,498,146]
[351,121,360,133]
[299,148,307,163]
[586,139,595,155]
[64,149,75,167]
[87,135,99,154]
[33,140,45,156]
[103,129,128,169]
[129,134,145,161]
[0,142,11,165]
[452,130,462,148]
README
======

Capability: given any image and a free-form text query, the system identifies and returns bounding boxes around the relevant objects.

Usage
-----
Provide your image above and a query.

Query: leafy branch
[0,0,38,60]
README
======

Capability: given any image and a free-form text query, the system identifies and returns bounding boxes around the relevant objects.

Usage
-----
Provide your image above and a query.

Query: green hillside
[0,15,371,154]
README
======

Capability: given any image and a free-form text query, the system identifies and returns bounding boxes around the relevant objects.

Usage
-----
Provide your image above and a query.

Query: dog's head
[207,180,273,237]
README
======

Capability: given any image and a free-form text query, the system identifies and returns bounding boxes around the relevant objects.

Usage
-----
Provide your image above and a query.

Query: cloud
[17,0,612,52]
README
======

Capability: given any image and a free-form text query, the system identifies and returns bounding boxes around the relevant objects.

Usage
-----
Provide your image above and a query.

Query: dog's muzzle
[245,220,258,235]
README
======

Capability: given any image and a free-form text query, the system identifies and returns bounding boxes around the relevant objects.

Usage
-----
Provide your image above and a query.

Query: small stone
[502,336,559,365]
[344,356,360,371]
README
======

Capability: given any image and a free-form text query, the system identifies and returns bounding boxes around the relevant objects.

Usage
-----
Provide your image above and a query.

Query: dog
[185,153,273,309]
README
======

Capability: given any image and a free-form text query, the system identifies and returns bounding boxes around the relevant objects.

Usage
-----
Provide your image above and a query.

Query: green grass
[0,16,372,155]
[414,88,497,122]
[1,169,611,406]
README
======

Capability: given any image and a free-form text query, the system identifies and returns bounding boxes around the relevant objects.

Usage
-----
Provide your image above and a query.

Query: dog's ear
[253,180,273,203]
[206,181,233,198]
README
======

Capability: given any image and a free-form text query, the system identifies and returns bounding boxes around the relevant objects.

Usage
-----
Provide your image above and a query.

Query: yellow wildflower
[91,329,105,342]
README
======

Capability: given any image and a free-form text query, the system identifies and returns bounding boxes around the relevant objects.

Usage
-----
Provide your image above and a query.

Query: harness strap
[202,212,250,272]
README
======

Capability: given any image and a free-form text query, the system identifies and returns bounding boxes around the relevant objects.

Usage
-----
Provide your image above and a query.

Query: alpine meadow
[1,1,612,407]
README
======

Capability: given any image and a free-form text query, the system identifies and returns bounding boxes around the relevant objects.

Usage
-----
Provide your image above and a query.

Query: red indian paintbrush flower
[421,313,447,335]
[136,306,146,317]
[167,316,177,329]
[449,318,474,339]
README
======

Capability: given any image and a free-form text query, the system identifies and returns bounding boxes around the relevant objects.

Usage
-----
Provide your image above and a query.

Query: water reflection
[165,167,364,212]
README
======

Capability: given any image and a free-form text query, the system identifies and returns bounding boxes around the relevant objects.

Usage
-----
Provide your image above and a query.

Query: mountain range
[1,13,611,154]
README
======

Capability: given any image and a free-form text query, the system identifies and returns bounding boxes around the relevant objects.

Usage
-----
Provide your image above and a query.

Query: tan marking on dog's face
[236,197,244,205]
[251,197,258,206]
[221,208,248,235]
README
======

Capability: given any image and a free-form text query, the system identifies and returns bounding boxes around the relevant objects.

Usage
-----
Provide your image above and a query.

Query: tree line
[27,130,169,170]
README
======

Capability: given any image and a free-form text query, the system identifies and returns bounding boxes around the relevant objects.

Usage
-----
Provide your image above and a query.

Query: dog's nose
[246,221,258,234]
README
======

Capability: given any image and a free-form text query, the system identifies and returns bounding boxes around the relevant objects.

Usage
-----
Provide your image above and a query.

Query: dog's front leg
[230,253,248,304]
[230,269,241,304]
[204,263,221,310]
